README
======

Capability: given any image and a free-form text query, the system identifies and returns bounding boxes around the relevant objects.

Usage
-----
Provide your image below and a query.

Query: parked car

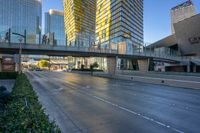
[35,68,42,71]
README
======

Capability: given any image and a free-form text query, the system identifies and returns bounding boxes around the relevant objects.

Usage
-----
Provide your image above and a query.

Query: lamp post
[18,38,23,74]
[39,26,41,45]
[12,30,26,74]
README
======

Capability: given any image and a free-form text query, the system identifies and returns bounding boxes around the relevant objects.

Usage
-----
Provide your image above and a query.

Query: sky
[42,0,200,43]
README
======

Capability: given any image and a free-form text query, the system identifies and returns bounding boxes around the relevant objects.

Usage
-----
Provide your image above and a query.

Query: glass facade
[63,0,97,47]
[0,0,42,44]
[96,0,144,54]
[45,10,66,46]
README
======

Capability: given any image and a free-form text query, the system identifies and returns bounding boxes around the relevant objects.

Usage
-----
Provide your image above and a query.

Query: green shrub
[0,74,60,132]
[90,62,99,69]
[0,72,18,79]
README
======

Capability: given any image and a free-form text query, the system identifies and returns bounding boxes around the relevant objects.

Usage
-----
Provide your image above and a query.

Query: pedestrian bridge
[1,42,193,73]
[0,42,184,62]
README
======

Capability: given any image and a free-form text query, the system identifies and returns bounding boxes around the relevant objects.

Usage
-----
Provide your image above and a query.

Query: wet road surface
[26,71,200,133]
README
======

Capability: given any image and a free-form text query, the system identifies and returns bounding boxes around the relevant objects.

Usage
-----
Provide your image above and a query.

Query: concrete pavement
[26,71,200,133]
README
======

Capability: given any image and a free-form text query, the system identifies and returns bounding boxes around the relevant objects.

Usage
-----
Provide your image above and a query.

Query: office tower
[96,0,144,54]
[45,9,66,46]
[171,0,196,33]
[0,0,42,44]
[63,0,97,47]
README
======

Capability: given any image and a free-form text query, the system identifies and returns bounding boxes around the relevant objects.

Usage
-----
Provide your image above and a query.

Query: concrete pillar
[0,59,2,72]
[0,55,2,72]
[137,59,149,72]
[187,65,191,73]
[193,65,197,73]
[48,56,51,71]
[107,56,118,75]
[15,63,19,72]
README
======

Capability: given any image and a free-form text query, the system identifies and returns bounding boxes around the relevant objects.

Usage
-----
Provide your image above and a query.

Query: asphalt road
[26,71,200,133]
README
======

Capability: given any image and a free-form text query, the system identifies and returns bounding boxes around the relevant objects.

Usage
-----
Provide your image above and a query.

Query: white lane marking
[59,87,64,90]
[32,78,48,82]
[29,72,185,133]
[86,85,90,89]
[57,87,64,91]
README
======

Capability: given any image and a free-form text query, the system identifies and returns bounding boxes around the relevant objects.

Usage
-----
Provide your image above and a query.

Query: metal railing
[1,37,199,62]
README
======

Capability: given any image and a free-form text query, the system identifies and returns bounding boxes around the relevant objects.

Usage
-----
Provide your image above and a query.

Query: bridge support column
[48,56,51,71]
[107,56,118,75]
[137,59,149,72]
[187,65,191,73]
[193,65,197,73]
[0,56,2,72]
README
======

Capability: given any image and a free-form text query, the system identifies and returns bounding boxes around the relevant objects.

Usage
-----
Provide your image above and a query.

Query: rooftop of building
[48,9,64,16]
[171,0,193,10]
[147,34,177,48]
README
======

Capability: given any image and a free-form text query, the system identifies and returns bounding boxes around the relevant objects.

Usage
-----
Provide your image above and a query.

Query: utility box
[2,56,15,72]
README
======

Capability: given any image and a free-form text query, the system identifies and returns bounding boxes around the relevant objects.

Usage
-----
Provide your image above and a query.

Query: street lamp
[18,38,23,74]
[12,30,26,74]
[38,26,41,45]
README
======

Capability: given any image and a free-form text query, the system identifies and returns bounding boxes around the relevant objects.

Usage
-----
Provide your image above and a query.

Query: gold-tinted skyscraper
[63,0,96,47]
[95,0,143,54]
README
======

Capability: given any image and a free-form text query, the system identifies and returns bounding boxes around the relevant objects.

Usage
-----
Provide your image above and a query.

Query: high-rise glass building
[63,0,97,47]
[45,9,66,46]
[96,0,143,54]
[171,0,196,33]
[0,0,42,44]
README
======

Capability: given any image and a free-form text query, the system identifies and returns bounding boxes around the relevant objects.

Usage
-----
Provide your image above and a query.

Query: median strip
[0,74,61,132]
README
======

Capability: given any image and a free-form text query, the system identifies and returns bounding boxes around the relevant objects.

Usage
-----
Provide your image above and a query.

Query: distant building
[45,9,66,46]
[147,0,200,73]
[171,0,196,33]
[95,0,144,54]
[150,0,199,56]
[0,0,42,44]
[148,13,200,72]
[63,0,97,47]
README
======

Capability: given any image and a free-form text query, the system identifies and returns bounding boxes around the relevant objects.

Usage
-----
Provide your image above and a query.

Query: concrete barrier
[94,73,200,89]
